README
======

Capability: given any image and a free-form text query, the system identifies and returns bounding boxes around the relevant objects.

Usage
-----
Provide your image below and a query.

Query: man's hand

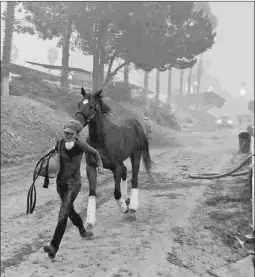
[97,167,105,174]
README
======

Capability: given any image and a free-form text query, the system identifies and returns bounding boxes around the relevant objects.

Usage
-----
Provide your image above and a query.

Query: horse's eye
[89,105,94,110]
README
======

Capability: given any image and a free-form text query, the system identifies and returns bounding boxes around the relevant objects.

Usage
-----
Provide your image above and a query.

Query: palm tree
[167,68,172,104]
[124,64,129,85]
[60,9,72,88]
[155,69,160,103]
[1,2,16,97]
[179,69,184,96]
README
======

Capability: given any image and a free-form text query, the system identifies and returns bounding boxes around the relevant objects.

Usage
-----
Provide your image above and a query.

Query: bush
[146,100,181,130]
[106,82,132,102]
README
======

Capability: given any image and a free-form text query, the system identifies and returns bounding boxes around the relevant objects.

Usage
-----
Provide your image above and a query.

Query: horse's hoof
[85,230,94,238]
[124,206,129,213]
[85,222,94,231]
[125,198,130,206]
[129,209,136,214]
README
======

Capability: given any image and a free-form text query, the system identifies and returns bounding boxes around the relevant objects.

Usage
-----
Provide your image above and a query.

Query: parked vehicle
[216,116,234,129]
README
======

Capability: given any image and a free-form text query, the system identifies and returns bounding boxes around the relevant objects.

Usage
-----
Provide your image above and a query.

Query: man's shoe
[43,244,57,259]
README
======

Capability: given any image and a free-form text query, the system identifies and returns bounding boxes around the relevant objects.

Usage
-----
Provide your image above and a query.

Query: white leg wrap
[116,197,128,213]
[85,196,96,230]
[121,179,128,199]
[129,188,139,211]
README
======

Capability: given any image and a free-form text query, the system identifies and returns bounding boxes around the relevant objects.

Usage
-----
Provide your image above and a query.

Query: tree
[123,64,129,85]
[144,71,149,97]
[71,2,216,91]
[155,69,160,102]
[16,2,74,87]
[1,1,17,97]
[167,68,172,103]
[11,44,19,63]
[18,2,216,94]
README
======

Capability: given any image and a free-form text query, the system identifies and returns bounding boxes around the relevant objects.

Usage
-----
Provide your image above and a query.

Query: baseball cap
[63,120,83,134]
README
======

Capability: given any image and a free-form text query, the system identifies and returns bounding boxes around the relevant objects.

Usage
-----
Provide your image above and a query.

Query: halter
[75,103,99,127]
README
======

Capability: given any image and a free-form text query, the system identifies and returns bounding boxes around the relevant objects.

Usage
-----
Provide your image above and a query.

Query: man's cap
[63,120,83,134]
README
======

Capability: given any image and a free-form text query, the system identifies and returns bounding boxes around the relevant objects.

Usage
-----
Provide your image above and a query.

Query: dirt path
[1,130,247,277]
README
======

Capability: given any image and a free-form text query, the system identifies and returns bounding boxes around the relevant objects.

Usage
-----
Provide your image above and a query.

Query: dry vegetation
[2,72,181,167]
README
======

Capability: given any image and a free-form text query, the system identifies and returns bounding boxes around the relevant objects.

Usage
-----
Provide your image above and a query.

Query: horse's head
[75,87,103,127]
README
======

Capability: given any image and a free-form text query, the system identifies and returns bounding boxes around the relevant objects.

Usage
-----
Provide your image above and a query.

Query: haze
[1,1,254,100]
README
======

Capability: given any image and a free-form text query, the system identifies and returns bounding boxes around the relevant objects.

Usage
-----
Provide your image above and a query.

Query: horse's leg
[120,162,130,206]
[113,164,129,213]
[129,151,142,213]
[85,164,97,231]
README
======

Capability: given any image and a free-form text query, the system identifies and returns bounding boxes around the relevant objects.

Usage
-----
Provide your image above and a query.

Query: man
[43,120,104,259]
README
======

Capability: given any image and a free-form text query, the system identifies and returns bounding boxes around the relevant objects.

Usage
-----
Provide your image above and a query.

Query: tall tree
[123,64,129,85]
[179,69,184,96]
[155,69,160,103]
[167,68,172,103]
[187,67,193,94]
[144,71,149,97]
[17,2,75,88]
[11,44,19,63]
[1,2,16,97]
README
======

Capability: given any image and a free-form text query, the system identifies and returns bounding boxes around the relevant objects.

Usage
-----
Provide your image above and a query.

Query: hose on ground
[188,153,253,180]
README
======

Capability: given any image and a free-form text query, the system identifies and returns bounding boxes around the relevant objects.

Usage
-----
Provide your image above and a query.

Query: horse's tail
[134,121,160,185]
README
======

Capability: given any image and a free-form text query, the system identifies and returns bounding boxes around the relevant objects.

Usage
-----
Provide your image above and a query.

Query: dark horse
[75,87,155,231]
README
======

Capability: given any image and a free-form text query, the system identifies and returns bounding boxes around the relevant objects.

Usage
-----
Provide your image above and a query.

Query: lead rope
[26,150,55,215]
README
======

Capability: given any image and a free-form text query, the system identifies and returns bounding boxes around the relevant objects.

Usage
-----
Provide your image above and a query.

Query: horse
[75,87,156,231]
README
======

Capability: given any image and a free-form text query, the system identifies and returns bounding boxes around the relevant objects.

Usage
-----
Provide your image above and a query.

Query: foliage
[105,82,132,102]
[17,2,216,91]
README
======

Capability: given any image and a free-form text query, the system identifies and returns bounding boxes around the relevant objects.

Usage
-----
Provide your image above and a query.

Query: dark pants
[51,182,83,251]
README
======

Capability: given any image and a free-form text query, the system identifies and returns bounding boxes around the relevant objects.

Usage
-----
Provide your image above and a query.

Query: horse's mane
[99,100,111,114]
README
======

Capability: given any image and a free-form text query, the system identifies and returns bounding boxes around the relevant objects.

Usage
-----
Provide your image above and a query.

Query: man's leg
[67,183,89,237]
[44,183,75,258]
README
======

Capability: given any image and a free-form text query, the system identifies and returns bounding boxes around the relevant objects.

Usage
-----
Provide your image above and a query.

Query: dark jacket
[56,138,103,185]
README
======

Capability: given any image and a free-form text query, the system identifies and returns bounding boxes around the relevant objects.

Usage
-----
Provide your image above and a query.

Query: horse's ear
[81,87,87,97]
[95,89,103,99]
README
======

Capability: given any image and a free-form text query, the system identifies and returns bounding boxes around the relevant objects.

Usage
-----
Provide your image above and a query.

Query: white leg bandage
[116,197,128,213]
[120,179,128,199]
[85,196,96,230]
[129,188,139,211]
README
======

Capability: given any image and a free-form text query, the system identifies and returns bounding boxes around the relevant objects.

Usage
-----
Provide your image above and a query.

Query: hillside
[2,73,182,167]
[1,96,72,166]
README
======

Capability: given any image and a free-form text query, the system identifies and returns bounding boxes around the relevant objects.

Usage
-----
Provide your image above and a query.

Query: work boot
[43,244,57,259]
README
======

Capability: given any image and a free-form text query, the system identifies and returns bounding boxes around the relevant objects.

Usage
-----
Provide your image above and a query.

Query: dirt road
[1,129,252,277]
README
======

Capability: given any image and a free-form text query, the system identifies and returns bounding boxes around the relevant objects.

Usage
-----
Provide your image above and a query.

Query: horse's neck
[88,113,106,143]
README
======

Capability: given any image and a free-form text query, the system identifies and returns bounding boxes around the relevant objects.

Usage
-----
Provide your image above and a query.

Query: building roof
[26,61,92,75]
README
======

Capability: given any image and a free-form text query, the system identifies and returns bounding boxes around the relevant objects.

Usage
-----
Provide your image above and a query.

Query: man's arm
[76,140,103,168]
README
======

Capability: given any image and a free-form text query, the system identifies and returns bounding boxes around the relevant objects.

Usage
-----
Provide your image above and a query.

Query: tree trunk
[179,69,184,96]
[188,67,192,95]
[124,64,129,85]
[60,16,72,88]
[1,2,16,97]
[196,54,203,95]
[98,46,105,90]
[155,69,160,103]
[196,54,203,109]
[143,71,149,98]
[92,53,101,92]
[167,68,172,105]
